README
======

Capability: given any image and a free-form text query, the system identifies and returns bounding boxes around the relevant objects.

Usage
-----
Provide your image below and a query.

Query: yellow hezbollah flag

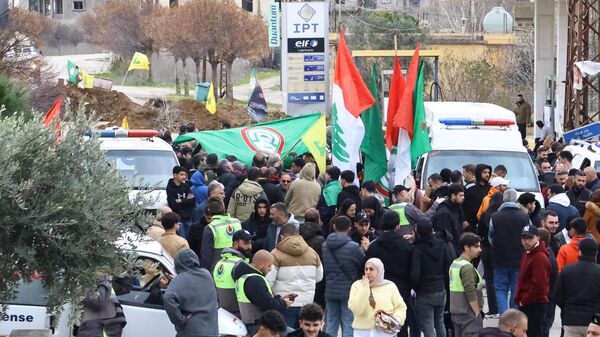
[121,116,129,130]
[128,52,150,71]
[301,114,326,173]
[80,70,94,88]
[206,81,217,114]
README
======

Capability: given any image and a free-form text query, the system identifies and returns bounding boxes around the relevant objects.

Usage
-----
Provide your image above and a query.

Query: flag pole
[121,70,130,86]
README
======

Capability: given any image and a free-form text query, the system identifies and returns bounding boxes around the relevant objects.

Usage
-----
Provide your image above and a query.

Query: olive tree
[0,104,151,314]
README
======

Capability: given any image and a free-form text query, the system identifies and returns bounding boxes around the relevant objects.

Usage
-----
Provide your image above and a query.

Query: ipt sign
[286,2,327,38]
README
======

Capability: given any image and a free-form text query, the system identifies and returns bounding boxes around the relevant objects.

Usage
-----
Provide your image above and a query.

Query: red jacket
[515,241,550,306]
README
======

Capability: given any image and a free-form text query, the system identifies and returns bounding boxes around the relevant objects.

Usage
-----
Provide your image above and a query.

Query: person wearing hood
[362,196,388,232]
[433,184,467,252]
[410,218,452,337]
[266,223,323,328]
[478,309,528,337]
[299,208,326,307]
[167,166,196,238]
[317,166,342,233]
[583,190,600,241]
[477,177,510,221]
[337,170,362,213]
[164,249,218,337]
[77,273,127,337]
[228,168,267,222]
[243,197,271,253]
[190,170,209,223]
[322,216,364,337]
[348,257,407,336]
[546,184,580,232]
[567,170,593,216]
[514,226,549,337]
[488,189,530,314]
[364,211,416,337]
[232,250,293,336]
[213,230,253,317]
[258,167,284,206]
[285,163,321,221]
[463,164,492,233]
[264,202,301,252]
[200,197,242,271]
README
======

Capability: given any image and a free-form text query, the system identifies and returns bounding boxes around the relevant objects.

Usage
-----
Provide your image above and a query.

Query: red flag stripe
[44,96,62,126]
[385,56,406,150]
[393,44,420,138]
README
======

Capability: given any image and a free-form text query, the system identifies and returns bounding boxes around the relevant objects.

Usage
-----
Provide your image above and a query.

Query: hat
[579,238,599,257]
[356,211,369,222]
[548,184,565,195]
[521,225,538,237]
[393,185,410,194]
[491,176,510,188]
[503,189,518,203]
[233,229,253,242]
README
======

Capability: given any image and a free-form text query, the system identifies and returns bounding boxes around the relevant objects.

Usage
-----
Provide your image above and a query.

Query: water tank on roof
[483,6,513,34]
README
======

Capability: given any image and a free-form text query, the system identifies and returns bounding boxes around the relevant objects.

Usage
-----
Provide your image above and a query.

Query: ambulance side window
[9,280,49,306]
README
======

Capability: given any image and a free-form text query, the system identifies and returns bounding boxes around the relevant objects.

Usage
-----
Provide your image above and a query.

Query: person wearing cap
[567,170,593,216]
[390,185,432,240]
[554,238,600,337]
[557,218,592,272]
[350,211,375,252]
[213,229,253,317]
[547,184,580,232]
[200,197,243,271]
[488,189,530,314]
[518,192,541,228]
[514,225,549,337]
[477,176,510,221]
[411,217,452,337]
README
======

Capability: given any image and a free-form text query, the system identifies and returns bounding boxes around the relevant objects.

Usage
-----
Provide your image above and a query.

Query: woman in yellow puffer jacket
[348,257,407,337]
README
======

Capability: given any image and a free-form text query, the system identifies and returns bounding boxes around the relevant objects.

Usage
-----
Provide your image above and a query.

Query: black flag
[247,85,268,122]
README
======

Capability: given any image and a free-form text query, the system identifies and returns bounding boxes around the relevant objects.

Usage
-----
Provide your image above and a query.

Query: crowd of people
[83,124,600,337]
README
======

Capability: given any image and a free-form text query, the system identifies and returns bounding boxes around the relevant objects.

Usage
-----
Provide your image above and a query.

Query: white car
[0,234,247,336]
[564,139,600,171]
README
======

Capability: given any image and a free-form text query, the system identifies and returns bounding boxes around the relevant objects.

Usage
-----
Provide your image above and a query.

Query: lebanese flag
[385,56,406,150]
[331,31,375,179]
[393,45,420,185]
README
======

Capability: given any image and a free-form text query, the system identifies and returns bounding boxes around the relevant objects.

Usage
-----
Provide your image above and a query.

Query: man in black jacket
[411,218,452,337]
[258,168,283,205]
[166,166,196,239]
[336,170,362,212]
[478,309,528,337]
[365,211,418,337]
[433,184,466,252]
[217,159,239,208]
[463,164,492,233]
[567,170,592,216]
[554,239,600,337]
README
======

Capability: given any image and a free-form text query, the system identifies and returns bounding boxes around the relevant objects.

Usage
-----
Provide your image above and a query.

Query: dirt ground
[65,85,286,130]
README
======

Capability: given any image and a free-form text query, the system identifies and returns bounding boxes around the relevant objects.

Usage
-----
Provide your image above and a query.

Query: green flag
[67,61,78,83]
[173,113,321,166]
[410,61,432,166]
[360,63,387,184]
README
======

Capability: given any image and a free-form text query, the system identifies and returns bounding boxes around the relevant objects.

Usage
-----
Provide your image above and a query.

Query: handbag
[370,288,402,335]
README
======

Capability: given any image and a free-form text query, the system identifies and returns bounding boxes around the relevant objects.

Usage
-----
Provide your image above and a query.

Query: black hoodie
[166,178,196,221]
[242,197,271,253]
[364,231,413,297]
[231,261,287,318]
[463,164,492,231]
[410,235,452,295]
[337,184,362,212]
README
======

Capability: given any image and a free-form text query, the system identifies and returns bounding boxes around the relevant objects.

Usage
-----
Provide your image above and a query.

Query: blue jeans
[494,267,519,314]
[415,291,447,337]
[283,306,301,329]
[325,298,353,337]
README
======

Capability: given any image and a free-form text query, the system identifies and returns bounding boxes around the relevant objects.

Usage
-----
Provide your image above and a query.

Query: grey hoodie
[164,249,219,337]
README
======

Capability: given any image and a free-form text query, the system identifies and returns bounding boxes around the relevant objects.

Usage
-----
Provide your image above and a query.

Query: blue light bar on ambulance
[85,129,160,138]
[439,118,515,126]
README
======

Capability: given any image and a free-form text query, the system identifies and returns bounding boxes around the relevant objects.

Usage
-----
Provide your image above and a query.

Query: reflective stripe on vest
[213,255,243,289]
[208,215,242,249]
[235,273,272,303]
[449,259,482,292]
[389,203,410,226]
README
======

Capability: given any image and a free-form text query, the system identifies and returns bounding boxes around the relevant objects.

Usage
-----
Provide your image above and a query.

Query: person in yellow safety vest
[449,232,484,337]
[78,273,127,337]
[200,196,242,271]
[389,185,437,241]
[233,250,294,336]
[213,229,253,317]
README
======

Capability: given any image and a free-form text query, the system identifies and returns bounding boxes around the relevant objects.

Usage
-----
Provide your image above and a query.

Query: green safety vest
[235,273,272,303]
[213,253,244,289]
[208,215,242,249]
[389,203,410,226]
[449,258,482,292]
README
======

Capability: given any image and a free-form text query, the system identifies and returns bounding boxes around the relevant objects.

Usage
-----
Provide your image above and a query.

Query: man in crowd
[514,94,531,139]
[558,150,574,171]
[278,173,293,199]
[285,163,321,222]
[514,226,549,337]
[200,197,242,271]
[567,170,592,216]
[217,160,239,207]
[267,223,323,328]
[288,303,332,337]
[322,216,364,337]
[265,202,300,251]
[350,211,375,252]
[449,233,484,337]
[228,168,267,222]
[554,239,600,337]
[478,309,528,337]
[540,210,561,255]
[477,176,510,221]
[317,166,342,232]
[158,212,190,259]
[585,167,600,192]
[253,310,288,337]
[547,184,580,232]
[463,164,492,233]
[166,166,196,238]
[337,170,361,211]
[557,218,591,272]
[463,164,477,189]
[233,250,293,336]
[434,184,466,251]
[588,317,600,337]
[213,230,253,317]
[555,170,569,187]
[390,184,432,239]
[489,189,529,314]
[258,168,284,206]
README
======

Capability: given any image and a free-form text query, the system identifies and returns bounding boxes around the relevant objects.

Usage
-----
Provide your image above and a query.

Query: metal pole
[120,70,130,86]
[434,56,439,102]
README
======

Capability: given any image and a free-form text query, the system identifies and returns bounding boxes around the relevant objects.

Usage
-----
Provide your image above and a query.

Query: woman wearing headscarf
[348,258,407,337]
[362,196,386,231]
